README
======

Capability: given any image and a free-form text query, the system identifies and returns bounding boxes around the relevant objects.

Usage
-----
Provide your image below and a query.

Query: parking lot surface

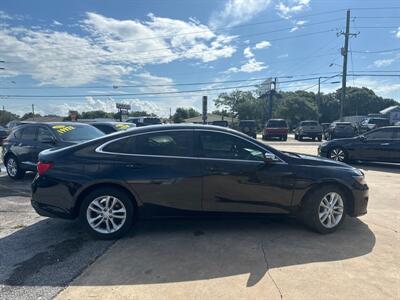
[0,140,399,300]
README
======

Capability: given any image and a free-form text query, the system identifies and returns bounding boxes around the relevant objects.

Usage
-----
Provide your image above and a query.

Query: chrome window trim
[95,128,287,164]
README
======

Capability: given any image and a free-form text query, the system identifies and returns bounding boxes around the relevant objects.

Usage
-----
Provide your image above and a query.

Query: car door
[18,126,38,170]
[196,130,295,214]
[387,127,400,162]
[100,129,202,212]
[358,128,395,161]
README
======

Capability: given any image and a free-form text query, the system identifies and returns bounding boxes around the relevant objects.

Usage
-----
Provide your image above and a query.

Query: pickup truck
[294,120,323,141]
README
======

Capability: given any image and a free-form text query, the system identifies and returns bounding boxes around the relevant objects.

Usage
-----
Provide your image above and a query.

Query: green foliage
[129,111,155,117]
[21,112,42,120]
[214,90,255,117]
[172,107,200,123]
[0,110,19,126]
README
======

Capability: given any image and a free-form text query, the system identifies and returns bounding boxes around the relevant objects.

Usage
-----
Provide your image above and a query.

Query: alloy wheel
[86,195,127,234]
[329,148,345,162]
[7,158,18,177]
[318,192,344,228]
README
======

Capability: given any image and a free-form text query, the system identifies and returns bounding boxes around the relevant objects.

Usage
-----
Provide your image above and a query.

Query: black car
[126,117,162,127]
[318,126,400,163]
[90,122,136,134]
[239,120,257,138]
[0,126,8,145]
[32,124,368,239]
[2,122,104,179]
[327,122,356,140]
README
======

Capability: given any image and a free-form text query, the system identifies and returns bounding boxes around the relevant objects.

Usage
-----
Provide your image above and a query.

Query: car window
[301,121,318,126]
[21,126,37,141]
[94,124,114,134]
[13,128,23,139]
[267,120,287,128]
[103,131,193,157]
[199,131,264,161]
[365,128,394,140]
[51,124,104,141]
[37,127,54,142]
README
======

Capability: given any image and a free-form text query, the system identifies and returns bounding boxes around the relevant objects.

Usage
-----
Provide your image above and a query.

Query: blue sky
[0,0,399,116]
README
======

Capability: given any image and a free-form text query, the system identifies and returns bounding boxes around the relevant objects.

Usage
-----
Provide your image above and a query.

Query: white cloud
[395,27,400,38]
[0,11,12,20]
[52,20,63,26]
[373,58,395,68]
[351,77,400,98]
[209,0,272,28]
[226,58,268,73]
[243,46,254,58]
[254,40,271,49]
[275,0,311,19]
[0,12,236,86]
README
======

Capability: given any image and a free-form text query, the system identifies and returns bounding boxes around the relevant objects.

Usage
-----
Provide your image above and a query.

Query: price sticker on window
[52,125,76,134]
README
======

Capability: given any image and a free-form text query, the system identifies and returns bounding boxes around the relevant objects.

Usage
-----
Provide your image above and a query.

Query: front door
[358,128,396,162]
[197,130,295,214]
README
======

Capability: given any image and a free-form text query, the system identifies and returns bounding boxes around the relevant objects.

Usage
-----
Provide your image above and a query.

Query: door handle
[380,143,390,146]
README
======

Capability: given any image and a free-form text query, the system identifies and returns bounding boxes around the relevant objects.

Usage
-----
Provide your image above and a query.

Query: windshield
[301,121,318,126]
[51,124,105,142]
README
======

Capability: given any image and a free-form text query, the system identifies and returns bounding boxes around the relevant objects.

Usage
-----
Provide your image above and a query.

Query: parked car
[318,126,400,163]
[294,120,323,141]
[239,120,257,138]
[357,117,390,134]
[0,126,8,145]
[327,122,356,140]
[321,123,331,139]
[126,117,162,127]
[211,120,229,127]
[262,119,288,141]
[31,124,368,239]
[90,122,136,134]
[2,122,105,179]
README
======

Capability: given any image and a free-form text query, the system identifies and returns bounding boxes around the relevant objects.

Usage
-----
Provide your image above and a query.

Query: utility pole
[316,77,321,121]
[339,9,357,121]
[32,104,35,120]
[267,78,277,120]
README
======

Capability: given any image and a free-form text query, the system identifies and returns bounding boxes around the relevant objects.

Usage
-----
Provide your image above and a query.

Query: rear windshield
[300,121,318,126]
[267,120,287,128]
[51,124,105,142]
[335,123,353,127]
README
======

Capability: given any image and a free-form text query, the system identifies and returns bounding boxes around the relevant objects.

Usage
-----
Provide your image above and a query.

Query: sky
[0,0,399,117]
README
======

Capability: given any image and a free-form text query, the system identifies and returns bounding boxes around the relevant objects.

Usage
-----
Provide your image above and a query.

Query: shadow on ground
[0,173,35,197]
[1,215,375,288]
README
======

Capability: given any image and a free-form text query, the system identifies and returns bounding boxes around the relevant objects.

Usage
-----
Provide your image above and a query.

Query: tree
[129,111,155,117]
[21,112,42,120]
[172,107,200,123]
[0,110,19,126]
[214,90,255,118]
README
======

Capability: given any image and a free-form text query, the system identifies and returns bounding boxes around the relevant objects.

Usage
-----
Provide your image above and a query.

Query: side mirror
[39,136,56,144]
[264,152,279,163]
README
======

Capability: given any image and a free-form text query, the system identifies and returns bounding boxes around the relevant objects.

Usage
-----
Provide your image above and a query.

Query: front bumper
[350,188,369,217]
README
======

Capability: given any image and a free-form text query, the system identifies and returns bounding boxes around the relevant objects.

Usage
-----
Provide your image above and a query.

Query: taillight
[37,161,54,176]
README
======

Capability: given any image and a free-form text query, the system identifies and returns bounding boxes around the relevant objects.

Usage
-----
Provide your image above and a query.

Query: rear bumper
[299,132,322,137]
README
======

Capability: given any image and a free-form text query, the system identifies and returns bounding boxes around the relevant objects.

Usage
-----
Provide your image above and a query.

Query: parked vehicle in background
[321,123,331,140]
[357,117,390,134]
[5,120,28,131]
[319,126,400,163]
[211,120,229,127]
[0,126,8,145]
[327,122,356,140]
[2,122,105,179]
[239,120,257,138]
[262,119,288,141]
[294,120,323,141]
[126,116,162,127]
[90,122,136,134]
[32,124,368,239]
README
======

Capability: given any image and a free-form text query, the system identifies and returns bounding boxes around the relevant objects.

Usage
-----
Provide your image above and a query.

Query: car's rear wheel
[80,187,135,239]
[300,185,347,234]
[5,156,25,179]
[328,147,347,162]
[318,136,322,142]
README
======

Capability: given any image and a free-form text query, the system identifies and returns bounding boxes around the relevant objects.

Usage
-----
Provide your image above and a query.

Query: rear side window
[13,128,23,139]
[21,127,37,140]
[365,128,394,140]
[103,131,193,157]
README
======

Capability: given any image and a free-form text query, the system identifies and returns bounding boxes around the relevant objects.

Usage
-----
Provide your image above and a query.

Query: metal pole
[317,77,321,121]
[32,104,35,120]
[340,9,351,121]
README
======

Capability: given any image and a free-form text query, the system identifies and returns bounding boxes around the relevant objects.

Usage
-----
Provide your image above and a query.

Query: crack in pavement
[260,240,283,299]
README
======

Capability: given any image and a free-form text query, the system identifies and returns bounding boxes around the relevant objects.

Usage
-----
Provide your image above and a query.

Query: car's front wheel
[300,185,347,234]
[328,147,347,162]
[5,155,25,179]
[80,187,135,239]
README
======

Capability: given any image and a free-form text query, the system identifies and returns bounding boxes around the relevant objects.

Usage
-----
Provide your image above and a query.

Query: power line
[351,47,400,54]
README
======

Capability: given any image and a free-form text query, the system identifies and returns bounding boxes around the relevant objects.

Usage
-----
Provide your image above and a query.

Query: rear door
[197,130,295,214]
[18,126,38,170]
[100,129,202,212]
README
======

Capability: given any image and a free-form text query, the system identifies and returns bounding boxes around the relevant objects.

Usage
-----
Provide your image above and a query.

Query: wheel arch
[73,181,141,218]
[298,180,355,216]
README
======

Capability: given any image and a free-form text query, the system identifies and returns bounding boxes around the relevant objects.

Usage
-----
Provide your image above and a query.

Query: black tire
[318,136,322,142]
[262,135,266,140]
[328,146,348,162]
[298,135,303,141]
[5,155,25,180]
[300,185,347,234]
[283,135,287,141]
[294,134,298,140]
[80,187,135,239]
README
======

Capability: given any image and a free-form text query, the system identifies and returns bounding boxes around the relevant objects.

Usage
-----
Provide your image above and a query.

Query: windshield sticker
[52,125,76,134]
